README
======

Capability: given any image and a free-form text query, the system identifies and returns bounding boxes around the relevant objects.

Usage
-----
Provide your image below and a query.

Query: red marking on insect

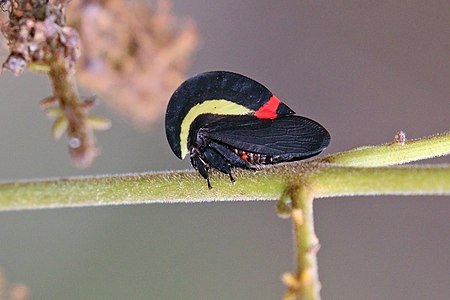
[255,95,281,119]
[240,152,248,160]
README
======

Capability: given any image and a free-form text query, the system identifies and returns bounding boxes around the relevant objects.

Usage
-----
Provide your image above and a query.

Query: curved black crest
[165,71,294,159]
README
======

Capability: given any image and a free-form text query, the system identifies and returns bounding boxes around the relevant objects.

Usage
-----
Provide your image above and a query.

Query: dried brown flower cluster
[1,0,196,166]
[1,0,110,167]
[0,269,29,300]
[1,0,79,75]
[68,0,198,126]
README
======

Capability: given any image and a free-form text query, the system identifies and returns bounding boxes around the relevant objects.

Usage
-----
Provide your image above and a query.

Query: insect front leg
[190,147,212,189]
[203,147,235,184]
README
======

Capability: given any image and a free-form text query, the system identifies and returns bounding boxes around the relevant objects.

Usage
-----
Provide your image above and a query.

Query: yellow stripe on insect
[180,99,253,159]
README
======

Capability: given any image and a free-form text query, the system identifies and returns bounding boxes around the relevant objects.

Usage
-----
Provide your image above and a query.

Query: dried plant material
[0,269,30,300]
[68,0,198,126]
[1,0,80,74]
[0,0,196,166]
[1,0,110,167]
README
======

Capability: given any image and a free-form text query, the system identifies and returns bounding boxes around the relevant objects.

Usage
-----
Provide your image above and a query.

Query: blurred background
[0,1,449,299]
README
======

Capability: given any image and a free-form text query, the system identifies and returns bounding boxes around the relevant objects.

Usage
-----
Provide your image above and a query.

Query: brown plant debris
[0,0,111,167]
[1,0,78,75]
[68,0,198,126]
[0,269,30,300]
[0,0,196,166]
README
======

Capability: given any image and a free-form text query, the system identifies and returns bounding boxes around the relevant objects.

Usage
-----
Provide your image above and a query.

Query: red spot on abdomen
[255,95,281,119]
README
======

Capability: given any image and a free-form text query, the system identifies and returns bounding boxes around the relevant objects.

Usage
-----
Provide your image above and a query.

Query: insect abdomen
[233,148,276,165]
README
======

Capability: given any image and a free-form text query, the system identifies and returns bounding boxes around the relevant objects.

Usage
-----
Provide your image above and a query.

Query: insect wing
[202,115,330,161]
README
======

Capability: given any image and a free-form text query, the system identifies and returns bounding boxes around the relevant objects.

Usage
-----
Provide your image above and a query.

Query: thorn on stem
[81,96,98,111]
[394,130,406,146]
[40,96,59,109]
[308,241,321,255]
[281,272,301,300]
[281,272,300,289]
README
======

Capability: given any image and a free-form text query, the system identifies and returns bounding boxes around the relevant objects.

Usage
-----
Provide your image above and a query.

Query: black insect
[165,71,330,188]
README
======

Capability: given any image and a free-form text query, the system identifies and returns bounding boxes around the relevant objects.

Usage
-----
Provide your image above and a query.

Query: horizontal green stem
[310,165,450,198]
[1,164,449,211]
[1,131,449,211]
[321,131,450,166]
[0,169,288,211]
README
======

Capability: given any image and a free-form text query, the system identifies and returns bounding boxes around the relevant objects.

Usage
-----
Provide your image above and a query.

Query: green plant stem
[0,170,287,211]
[1,132,450,300]
[1,164,449,211]
[1,131,448,211]
[280,163,450,300]
[283,186,321,300]
[310,165,450,197]
[321,131,450,167]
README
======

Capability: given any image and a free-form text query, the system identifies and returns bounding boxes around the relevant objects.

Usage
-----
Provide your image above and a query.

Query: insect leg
[191,153,212,189]
[209,141,253,169]
[203,147,238,184]
[228,172,235,183]
[203,147,232,177]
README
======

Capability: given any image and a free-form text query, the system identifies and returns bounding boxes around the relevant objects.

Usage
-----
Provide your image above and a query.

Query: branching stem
[282,186,321,300]
[0,131,449,300]
[321,131,450,167]
[48,55,96,168]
